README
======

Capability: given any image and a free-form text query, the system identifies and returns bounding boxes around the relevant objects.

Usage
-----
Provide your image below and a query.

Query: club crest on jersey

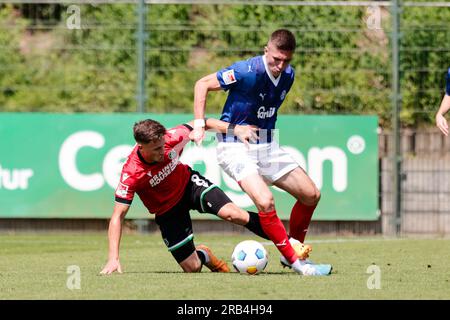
[280,90,287,100]
[222,69,237,85]
[168,149,177,159]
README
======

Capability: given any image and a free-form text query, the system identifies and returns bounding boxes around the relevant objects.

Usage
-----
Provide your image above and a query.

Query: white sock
[197,249,210,264]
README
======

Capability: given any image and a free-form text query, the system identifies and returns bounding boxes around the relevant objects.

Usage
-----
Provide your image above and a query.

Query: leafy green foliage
[0,3,448,127]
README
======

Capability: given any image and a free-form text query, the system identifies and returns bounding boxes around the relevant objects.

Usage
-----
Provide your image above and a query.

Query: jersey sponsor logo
[280,90,287,100]
[149,158,178,187]
[257,106,276,119]
[222,69,237,85]
[116,182,129,198]
[121,173,129,182]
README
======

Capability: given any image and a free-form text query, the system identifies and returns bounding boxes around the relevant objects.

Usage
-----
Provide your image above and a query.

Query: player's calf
[217,203,248,225]
[179,251,203,273]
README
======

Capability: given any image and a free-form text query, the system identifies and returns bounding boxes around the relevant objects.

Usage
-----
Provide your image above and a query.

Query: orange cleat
[291,239,312,260]
[197,244,230,273]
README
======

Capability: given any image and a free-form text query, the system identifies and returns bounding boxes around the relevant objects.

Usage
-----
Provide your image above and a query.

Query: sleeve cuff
[115,197,132,205]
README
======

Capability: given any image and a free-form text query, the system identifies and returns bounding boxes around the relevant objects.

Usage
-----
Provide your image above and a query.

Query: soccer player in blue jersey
[192,29,331,276]
[436,67,450,136]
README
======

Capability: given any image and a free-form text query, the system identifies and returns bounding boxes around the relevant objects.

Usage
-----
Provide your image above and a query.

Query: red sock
[258,210,297,264]
[289,201,317,243]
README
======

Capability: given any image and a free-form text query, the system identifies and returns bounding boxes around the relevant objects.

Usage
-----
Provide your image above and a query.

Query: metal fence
[1,0,450,235]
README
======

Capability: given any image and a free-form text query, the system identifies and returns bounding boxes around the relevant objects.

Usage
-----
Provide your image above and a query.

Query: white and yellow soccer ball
[231,240,268,275]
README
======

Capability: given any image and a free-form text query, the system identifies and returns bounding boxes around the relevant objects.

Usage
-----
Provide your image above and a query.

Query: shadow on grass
[104,271,292,275]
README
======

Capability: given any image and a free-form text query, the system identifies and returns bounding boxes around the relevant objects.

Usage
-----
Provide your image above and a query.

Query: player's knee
[312,189,321,204]
[218,203,247,225]
[303,188,321,206]
[255,196,275,212]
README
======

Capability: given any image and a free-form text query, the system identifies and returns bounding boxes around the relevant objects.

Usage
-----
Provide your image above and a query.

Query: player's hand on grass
[234,125,259,146]
[191,127,205,145]
[100,259,122,275]
[436,113,449,136]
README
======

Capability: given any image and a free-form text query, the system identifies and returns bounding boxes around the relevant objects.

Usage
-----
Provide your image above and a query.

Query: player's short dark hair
[133,119,166,144]
[269,29,296,52]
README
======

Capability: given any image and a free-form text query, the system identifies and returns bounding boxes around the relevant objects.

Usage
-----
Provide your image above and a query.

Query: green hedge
[0,3,448,127]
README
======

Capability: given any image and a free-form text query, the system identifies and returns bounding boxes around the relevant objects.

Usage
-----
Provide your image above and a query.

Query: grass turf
[0,233,449,300]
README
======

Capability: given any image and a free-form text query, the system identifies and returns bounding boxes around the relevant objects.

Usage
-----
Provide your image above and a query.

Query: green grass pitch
[0,233,449,300]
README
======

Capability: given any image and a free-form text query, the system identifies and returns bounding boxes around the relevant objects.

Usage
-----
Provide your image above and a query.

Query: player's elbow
[194,78,207,94]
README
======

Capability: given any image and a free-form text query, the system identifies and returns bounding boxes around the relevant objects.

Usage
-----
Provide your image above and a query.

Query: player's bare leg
[179,251,203,272]
[272,167,332,275]
[239,173,300,265]
[179,246,229,273]
[216,202,270,240]
[196,245,229,272]
[273,166,320,243]
[216,203,248,225]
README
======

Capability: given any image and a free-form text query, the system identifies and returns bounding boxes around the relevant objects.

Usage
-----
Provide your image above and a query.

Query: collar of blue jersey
[262,55,281,87]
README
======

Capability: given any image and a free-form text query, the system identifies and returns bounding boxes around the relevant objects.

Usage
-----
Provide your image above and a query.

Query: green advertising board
[0,113,378,220]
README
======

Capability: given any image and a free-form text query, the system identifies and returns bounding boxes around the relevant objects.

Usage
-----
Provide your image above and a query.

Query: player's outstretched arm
[187,118,259,146]
[436,94,450,136]
[100,203,130,275]
[192,73,222,145]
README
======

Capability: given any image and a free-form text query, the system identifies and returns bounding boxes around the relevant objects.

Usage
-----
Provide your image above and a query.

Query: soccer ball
[231,240,268,275]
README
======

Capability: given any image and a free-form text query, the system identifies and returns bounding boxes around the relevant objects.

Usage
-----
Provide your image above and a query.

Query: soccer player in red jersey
[100,118,269,275]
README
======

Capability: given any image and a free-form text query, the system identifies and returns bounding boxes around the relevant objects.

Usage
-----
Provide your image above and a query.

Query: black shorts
[154,169,232,263]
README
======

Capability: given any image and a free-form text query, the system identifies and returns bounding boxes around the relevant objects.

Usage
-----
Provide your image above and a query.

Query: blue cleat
[310,263,333,276]
[280,256,333,276]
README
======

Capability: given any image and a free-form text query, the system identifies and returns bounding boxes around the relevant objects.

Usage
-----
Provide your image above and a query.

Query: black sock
[245,211,270,240]
[196,250,207,264]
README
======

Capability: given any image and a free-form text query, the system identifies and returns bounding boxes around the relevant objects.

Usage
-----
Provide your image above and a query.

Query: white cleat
[280,255,332,276]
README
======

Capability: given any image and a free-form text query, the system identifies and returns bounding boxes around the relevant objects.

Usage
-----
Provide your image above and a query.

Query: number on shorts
[191,174,210,188]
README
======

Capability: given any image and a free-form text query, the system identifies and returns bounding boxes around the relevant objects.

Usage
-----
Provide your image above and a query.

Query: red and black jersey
[115,124,193,216]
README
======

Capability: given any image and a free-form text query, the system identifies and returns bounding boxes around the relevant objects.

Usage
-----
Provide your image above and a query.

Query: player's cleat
[291,241,312,260]
[280,256,332,276]
[299,261,332,276]
[196,245,230,273]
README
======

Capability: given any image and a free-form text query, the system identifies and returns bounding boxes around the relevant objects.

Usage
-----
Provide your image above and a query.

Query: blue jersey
[446,67,450,96]
[216,55,295,142]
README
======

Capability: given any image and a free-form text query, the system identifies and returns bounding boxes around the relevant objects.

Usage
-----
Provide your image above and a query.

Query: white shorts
[216,141,300,183]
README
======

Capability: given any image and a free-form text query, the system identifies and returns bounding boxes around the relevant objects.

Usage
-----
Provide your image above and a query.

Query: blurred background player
[435,67,450,136]
[100,118,271,275]
[192,29,331,275]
